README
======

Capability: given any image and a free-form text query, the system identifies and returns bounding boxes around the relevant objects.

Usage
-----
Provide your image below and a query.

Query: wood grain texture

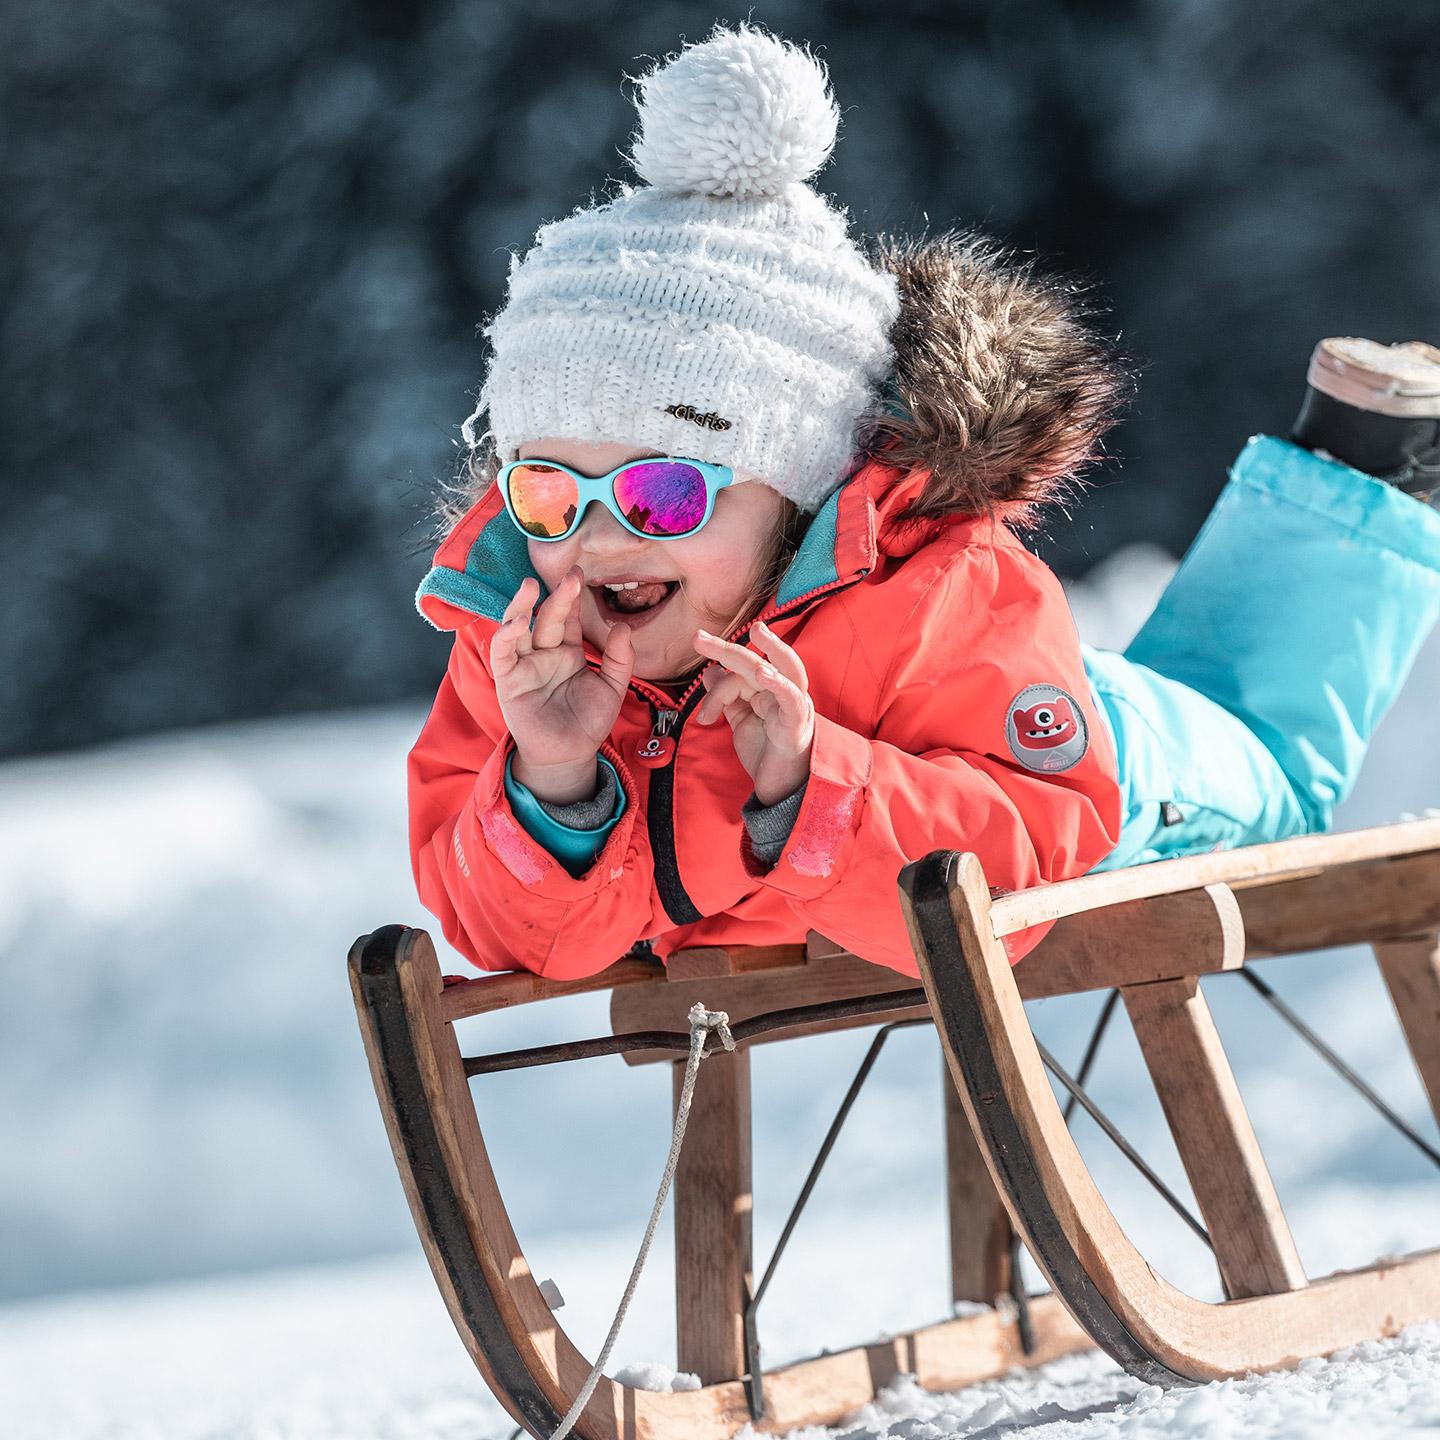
[901,849,1440,1385]
[944,1057,1013,1304]
[990,817,1440,938]
[1239,852,1440,957]
[439,956,662,1024]
[612,887,1244,1061]
[666,944,808,981]
[611,955,921,1063]
[353,926,1091,1437]
[673,1050,754,1384]
[1121,975,1307,1300]
[1375,933,1440,1128]
[756,1294,1089,1422]
[1011,883,1244,998]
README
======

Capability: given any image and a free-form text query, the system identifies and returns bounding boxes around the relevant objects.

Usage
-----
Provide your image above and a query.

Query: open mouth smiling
[588,577,683,628]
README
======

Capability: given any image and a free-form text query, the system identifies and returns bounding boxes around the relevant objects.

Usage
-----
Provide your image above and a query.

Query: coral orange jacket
[408,453,1122,979]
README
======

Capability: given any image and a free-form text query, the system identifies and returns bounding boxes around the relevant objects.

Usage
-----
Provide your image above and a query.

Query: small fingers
[563,582,584,649]
[531,566,582,649]
[501,575,538,624]
[694,628,813,731]
[734,655,813,741]
[693,628,775,688]
[752,620,808,693]
[598,618,634,693]
[493,578,539,673]
[748,657,807,725]
[696,668,746,724]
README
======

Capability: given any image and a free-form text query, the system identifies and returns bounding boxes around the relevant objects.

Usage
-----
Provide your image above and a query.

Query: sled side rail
[989,815,1440,938]
[899,819,1440,1385]
[439,883,1248,1040]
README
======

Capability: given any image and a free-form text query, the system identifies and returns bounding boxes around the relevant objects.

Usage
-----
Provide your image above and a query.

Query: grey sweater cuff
[534,760,620,830]
[740,777,809,864]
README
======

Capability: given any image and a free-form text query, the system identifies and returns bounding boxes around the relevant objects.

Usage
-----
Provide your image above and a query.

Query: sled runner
[350,816,1440,1437]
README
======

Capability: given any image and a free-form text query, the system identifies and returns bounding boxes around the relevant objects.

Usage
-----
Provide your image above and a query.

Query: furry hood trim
[440,229,1134,536]
[859,229,1135,526]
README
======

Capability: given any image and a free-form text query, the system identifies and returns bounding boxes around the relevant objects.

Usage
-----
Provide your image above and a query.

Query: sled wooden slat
[611,884,1244,1059]
[990,816,1440,938]
[1121,975,1308,1300]
[1012,880,1244,997]
[899,827,1440,1385]
[673,1049,754,1383]
[1238,850,1440,957]
[439,955,662,1024]
[665,943,810,981]
[754,1292,1087,1417]
[944,1060,1013,1303]
[1374,933,1440,1128]
[611,960,925,1063]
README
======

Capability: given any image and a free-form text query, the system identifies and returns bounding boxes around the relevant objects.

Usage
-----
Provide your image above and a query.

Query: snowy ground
[8,1252,1440,1439]
[4,545,1440,1438]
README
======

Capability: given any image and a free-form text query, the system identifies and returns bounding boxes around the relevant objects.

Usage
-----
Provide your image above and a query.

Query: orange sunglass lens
[506,465,580,538]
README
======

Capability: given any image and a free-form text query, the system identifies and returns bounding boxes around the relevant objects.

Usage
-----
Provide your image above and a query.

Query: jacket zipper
[644,697,705,925]
[636,568,871,927]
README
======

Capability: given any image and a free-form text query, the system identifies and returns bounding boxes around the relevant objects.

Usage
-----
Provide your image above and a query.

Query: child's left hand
[693,620,814,806]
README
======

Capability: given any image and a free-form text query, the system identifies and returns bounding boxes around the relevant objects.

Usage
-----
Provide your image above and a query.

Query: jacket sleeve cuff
[742,713,871,896]
[503,752,625,878]
[740,778,809,866]
[462,736,638,899]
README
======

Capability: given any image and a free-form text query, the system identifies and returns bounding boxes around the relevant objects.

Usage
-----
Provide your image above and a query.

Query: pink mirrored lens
[507,464,579,538]
[613,462,708,536]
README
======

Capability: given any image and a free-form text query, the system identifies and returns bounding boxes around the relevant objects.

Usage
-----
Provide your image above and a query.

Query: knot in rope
[687,1002,735,1056]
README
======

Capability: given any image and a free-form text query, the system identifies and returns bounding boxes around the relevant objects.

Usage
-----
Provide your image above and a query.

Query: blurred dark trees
[3,0,1437,757]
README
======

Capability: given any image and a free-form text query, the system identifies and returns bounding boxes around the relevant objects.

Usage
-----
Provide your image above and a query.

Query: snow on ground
[3,546,1440,1437]
[8,1252,1440,1439]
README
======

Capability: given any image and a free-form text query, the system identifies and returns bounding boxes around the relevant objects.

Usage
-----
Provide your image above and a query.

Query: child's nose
[576,498,645,549]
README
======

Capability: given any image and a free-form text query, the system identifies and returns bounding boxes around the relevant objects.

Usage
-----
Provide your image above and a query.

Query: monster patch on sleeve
[1005,684,1089,773]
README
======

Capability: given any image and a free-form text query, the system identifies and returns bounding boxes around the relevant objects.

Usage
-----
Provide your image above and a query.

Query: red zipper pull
[636,708,679,768]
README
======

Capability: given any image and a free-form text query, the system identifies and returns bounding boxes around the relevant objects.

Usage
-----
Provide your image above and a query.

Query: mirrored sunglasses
[499,456,736,542]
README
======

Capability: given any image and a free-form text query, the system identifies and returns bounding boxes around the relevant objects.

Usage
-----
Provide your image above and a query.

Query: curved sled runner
[350,816,1440,1437]
[901,817,1440,1384]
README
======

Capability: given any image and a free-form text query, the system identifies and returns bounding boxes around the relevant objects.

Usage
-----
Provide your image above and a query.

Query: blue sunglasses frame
[498,456,736,542]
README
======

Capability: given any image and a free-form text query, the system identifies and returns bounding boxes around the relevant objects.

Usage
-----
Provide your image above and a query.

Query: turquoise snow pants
[1086,435,1440,871]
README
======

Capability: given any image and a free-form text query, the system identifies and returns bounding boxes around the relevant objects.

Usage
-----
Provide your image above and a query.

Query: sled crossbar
[350,815,1440,1438]
[462,990,927,1076]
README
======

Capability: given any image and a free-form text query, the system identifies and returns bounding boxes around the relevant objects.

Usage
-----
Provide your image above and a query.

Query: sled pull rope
[548,1002,736,1440]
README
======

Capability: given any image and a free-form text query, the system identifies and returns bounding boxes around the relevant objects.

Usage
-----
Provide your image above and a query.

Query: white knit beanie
[464,21,902,516]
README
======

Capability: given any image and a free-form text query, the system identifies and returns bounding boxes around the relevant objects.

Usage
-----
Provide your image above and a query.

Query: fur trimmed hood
[859,229,1135,528]
[439,229,1134,541]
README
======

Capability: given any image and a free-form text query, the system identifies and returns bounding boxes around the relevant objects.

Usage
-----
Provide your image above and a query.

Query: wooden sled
[349,816,1440,1437]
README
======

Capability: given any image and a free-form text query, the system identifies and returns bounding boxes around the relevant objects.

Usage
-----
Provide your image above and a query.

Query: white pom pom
[625,22,839,199]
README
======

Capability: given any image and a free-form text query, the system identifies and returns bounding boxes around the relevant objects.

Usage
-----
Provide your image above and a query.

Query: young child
[409,24,1440,979]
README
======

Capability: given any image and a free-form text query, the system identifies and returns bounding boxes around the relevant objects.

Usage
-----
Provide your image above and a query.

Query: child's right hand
[491,566,635,783]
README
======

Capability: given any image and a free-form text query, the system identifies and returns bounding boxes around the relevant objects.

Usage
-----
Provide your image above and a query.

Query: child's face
[518,437,788,682]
